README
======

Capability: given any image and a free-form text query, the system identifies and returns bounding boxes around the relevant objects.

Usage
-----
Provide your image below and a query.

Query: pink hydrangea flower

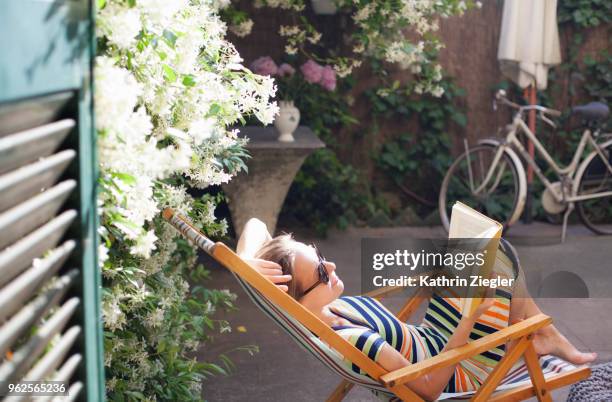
[278,63,296,77]
[320,65,337,91]
[300,60,324,84]
[250,56,278,76]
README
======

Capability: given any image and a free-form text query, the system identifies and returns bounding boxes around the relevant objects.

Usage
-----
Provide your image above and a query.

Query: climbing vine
[371,79,467,220]
[279,78,369,235]
[557,0,611,28]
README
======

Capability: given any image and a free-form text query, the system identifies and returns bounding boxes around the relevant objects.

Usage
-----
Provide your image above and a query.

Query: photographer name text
[372,275,515,289]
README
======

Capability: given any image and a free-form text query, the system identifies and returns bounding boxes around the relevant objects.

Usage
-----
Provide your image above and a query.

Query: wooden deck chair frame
[162,208,590,402]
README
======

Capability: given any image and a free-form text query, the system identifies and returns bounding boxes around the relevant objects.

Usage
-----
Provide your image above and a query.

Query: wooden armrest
[380,313,552,387]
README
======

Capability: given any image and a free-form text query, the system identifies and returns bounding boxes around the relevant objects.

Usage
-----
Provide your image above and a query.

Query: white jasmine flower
[119,107,153,143]
[211,0,231,10]
[99,244,110,266]
[107,377,118,390]
[102,297,126,331]
[353,4,374,22]
[229,19,253,37]
[219,321,231,333]
[279,25,301,37]
[98,4,142,50]
[94,57,142,132]
[220,288,237,301]
[307,31,322,44]
[266,0,282,7]
[334,63,354,78]
[130,230,158,259]
[431,86,445,97]
[284,44,297,55]
[353,43,365,53]
[255,102,279,126]
[188,118,216,144]
[136,0,188,28]
[185,339,200,351]
[145,308,165,328]
[433,64,443,81]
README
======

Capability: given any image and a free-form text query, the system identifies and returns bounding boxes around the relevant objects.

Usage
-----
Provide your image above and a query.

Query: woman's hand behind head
[244,258,292,292]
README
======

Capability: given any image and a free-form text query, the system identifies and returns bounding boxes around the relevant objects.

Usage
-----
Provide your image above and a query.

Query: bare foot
[533,324,597,365]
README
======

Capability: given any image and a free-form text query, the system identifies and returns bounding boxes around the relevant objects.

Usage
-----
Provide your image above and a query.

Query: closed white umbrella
[498,0,561,90]
[497,0,562,222]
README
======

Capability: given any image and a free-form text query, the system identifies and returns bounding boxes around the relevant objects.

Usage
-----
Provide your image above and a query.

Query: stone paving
[198,225,612,401]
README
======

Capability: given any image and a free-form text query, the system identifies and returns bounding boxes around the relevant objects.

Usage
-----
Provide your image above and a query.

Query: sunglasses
[301,245,329,297]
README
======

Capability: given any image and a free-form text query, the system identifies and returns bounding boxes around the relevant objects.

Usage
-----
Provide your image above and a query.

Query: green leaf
[208,103,221,115]
[182,74,196,87]
[124,391,145,399]
[451,112,467,127]
[162,30,178,48]
[163,64,177,83]
[111,172,136,185]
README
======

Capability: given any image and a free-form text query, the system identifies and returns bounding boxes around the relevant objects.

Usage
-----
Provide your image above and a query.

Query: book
[448,202,502,318]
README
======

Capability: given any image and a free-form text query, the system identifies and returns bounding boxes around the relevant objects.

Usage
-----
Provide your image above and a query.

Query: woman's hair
[255,233,300,299]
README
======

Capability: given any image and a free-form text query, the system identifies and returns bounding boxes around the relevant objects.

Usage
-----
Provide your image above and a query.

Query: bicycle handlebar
[494,89,521,109]
[494,89,561,129]
[494,89,561,117]
[522,104,562,117]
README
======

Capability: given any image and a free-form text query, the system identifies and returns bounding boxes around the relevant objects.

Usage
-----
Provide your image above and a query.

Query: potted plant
[250,57,337,142]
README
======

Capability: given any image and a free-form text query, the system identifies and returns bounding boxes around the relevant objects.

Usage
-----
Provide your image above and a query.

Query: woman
[237,218,596,401]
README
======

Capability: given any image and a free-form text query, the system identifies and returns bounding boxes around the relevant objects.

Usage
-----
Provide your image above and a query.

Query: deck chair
[162,208,591,401]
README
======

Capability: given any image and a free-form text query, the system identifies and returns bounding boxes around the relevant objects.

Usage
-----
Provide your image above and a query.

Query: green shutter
[0,1,105,401]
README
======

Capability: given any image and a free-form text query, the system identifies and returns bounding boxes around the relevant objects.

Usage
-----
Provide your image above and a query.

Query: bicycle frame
[474,112,612,205]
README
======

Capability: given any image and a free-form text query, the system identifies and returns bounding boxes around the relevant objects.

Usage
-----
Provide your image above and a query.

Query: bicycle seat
[571,102,609,122]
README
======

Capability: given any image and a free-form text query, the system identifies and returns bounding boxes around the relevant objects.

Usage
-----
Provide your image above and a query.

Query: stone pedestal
[222,126,324,237]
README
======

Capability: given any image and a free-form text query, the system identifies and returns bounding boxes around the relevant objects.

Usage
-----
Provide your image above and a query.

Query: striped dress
[330,241,519,393]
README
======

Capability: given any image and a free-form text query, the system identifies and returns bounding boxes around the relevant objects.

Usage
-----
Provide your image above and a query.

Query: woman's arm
[377,299,495,401]
[237,218,272,258]
[237,218,292,292]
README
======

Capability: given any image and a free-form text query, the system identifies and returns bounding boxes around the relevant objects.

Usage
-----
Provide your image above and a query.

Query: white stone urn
[311,0,337,14]
[274,100,300,142]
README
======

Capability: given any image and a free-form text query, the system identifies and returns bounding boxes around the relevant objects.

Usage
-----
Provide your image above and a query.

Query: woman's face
[291,242,344,305]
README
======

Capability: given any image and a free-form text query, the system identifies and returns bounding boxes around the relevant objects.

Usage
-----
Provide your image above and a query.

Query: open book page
[448,202,502,238]
[448,202,502,317]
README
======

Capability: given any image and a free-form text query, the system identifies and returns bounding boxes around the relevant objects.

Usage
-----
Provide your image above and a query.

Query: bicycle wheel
[576,141,612,235]
[439,144,523,232]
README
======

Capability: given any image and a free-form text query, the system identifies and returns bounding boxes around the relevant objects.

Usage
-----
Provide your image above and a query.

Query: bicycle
[439,89,611,241]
